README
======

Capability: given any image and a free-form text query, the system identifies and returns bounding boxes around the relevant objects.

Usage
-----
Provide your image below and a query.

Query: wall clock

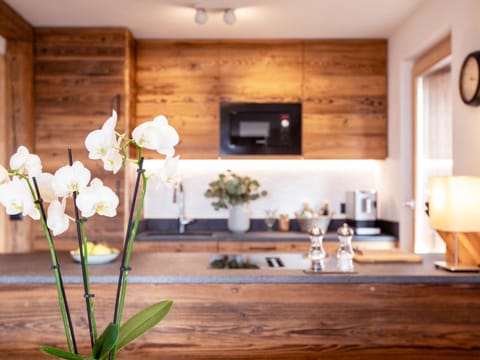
[459,51,480,106]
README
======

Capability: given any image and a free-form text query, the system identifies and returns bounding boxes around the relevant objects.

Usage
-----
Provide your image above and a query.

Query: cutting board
[354,248,423,263]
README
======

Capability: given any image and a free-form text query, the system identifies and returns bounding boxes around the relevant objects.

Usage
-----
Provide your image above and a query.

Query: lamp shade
[429,176,480,232]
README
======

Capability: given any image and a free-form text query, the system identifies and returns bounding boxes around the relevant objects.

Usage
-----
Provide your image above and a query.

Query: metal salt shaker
[337,223,355,272]
[309,225,326,272]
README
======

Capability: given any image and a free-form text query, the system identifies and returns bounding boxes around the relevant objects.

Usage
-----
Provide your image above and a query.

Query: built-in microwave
[220,102,302,155]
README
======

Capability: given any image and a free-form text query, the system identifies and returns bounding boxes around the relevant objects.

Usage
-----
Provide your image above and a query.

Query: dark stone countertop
[135,230,397,243]
[1,251,479,285]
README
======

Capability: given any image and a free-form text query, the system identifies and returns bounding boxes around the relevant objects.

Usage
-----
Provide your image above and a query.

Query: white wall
[386,0,480,249]
[143,159,382,221]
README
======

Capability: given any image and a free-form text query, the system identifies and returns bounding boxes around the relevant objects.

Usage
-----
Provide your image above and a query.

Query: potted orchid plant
[0,110,179,359]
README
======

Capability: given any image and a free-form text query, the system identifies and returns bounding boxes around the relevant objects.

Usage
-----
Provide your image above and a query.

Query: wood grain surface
[0,0,35,253]
[136,39,387,160]
[1,282,479,359]
[303,40,387,159]
[32,28,135,247]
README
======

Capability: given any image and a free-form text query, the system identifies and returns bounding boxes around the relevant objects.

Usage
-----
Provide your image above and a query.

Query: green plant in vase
[204,170,267,210]
[0,110,179,359]
[205,170,267,232]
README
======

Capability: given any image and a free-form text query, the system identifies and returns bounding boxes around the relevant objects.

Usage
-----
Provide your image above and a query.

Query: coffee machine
[346,190,379,235]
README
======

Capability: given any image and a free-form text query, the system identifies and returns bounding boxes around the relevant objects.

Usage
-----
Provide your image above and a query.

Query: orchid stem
[68,148,97,348]
[31,177,77,354]
[110,156,145,360]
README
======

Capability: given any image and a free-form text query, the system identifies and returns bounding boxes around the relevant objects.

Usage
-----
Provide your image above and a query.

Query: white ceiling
[4,0,425,39]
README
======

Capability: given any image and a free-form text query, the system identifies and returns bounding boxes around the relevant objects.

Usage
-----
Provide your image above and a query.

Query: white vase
[228,204,250,233]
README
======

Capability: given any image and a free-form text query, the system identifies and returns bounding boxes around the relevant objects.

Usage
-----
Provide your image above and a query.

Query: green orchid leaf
[92,322,119,360]
[39,345,89,360]
[117,300,173,350]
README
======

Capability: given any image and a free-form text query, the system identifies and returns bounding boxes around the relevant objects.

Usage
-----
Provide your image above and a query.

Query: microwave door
[237,121,270,145]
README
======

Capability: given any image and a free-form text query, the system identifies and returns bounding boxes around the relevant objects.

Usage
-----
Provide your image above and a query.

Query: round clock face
[460,52,480,105]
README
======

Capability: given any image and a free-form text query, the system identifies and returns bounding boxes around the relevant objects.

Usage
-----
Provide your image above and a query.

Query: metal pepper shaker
[309,225,326,272]
[336,223,355,272]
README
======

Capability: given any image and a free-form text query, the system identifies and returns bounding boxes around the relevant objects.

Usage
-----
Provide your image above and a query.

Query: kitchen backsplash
[140,159,383,221]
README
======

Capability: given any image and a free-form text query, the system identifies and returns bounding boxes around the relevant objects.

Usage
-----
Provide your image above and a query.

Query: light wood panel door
[136,40,220,159]
[217,40,303,103]
[302,40,387,159]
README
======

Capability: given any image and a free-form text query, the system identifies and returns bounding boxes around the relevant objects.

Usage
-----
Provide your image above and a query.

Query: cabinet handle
[248,246,276,251]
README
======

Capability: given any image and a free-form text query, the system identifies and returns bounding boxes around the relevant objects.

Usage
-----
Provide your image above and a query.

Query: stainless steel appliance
[220,102,302,155]
[346,190,377,221]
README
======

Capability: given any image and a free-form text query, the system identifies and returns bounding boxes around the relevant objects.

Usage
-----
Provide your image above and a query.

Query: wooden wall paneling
[0,53,7,252]
[0,0,34,253]
[123,31,136,233]
[1,283,480,359]
[218,40,303,103]
[33,28,134,248]
[5,42,35,251]
[0,0,33,41]
[303,40,387,159]
[136,40,220,159]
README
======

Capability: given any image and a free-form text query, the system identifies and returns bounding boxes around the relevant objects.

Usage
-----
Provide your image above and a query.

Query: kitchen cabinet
[217,240,308,253]
[133,236,396,254]
[302,40,387,159]
[136,40,221,159]
[135,39,387,160]
[134,240,218,253]
[217,240,395,254]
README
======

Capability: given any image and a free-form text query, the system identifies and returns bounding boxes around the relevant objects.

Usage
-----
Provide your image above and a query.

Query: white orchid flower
[132,115,179,156]
[36,172,57,202]
[0,165,9,185]
[76,178,119,218]
[53,161,91,198]
[47,199,69,236]
[0,177,39,220]
[102,141,123,174]
[85,110,118,160]
[146,155,180,184]
[9,146,42,178]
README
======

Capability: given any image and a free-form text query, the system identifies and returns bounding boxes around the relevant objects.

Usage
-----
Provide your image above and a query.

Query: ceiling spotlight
[195,8,208,25]
[223,8,236,25]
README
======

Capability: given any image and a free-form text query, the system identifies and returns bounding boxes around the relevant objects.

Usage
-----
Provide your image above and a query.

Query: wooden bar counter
[1,251,480,359]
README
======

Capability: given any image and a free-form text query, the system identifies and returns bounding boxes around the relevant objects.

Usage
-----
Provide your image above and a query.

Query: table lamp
[429,176,480,272]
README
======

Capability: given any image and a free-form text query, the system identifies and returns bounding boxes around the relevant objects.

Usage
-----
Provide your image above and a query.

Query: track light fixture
[223,9,236,25]
[194,8,208,25]
[194,7,236,25]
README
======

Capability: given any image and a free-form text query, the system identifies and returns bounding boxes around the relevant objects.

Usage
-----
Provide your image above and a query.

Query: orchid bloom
[132,115,179,156]
[85,110,118,160]
[52,161,91,198]
[102,143,123,174]
[37,172,57,203]
[9,146,42,178]
[0,177,39,220]
[76,178,119,218]
[0,165,9,185]
[47,199,70,236]
[146,155,180,184]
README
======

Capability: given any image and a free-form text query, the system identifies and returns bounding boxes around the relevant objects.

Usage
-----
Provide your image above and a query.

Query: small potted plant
[205,170,267,233]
